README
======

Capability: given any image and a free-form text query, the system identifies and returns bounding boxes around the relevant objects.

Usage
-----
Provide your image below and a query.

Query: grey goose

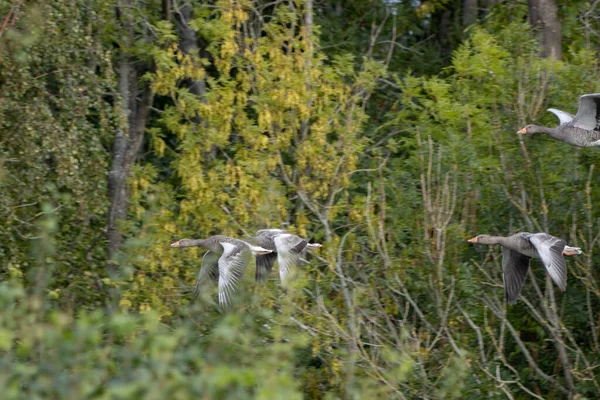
[252,229,322,285]
[468,233,581,304]
[170,235,272,306]
[518,93,600,147]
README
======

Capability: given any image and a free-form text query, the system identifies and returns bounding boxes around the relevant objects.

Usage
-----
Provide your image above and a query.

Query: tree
[528,0,562,59]
[4,0,600,398]
[107,0,156,262]
[0,0,117,306]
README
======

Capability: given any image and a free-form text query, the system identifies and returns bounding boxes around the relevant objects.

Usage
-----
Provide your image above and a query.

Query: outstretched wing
[218,242,251,306]
[193,251,220,299]
[573,94,600,130]
[274,234,307,285]
[255,252,278,282]
[256,229,287,236]
[547,108,574,125]
[253,230,281,282]
[502,247,532,304]
[529,233,568,291]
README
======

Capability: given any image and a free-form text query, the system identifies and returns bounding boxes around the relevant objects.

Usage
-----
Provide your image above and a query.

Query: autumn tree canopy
[1,0,600,398]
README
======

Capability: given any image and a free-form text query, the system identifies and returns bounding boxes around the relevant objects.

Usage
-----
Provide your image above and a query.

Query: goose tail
[564,245,582,255]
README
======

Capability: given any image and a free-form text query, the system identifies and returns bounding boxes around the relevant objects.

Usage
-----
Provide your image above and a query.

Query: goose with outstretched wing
[170,235,271,306]
[252,229,322,285]
[468,232,581,304]
[518,93,600,147]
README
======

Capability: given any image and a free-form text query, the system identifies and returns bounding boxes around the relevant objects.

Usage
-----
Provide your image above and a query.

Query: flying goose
[252,229,322,285]
[467,232,581,304]
[517,93,600,147]
[170,235,272,306]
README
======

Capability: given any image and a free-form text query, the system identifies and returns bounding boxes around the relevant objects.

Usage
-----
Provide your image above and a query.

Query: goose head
[467,235,494,244]
[170,239,194,248]
[517,124,544,135]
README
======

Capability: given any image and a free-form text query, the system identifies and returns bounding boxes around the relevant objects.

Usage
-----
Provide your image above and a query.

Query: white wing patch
[573,94,600,130]
[274,234,306,285]
[217,241,251,306]
[194,250,220,299]
[220,241,236,255]
[529,234,567,291]
[547,108,574,125]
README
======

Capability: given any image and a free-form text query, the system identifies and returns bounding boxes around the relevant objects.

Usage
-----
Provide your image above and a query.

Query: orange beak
[467,237,478,243]
[517,127,527,134]
[170,240,181,248]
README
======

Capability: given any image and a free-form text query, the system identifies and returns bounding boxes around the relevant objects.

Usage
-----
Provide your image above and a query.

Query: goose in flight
[252,229,322,285]
[170,235,272,306]
[517,93,600,147]
[467,232,581,304]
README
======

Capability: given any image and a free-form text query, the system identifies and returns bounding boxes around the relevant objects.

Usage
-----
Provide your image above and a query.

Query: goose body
[252,229,322,284]
[170,235,271,306]
[468,232,581,304]
[518,93,600,147]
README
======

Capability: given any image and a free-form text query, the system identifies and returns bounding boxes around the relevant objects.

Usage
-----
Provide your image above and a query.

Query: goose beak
[517,127,527,134]
[170,241,181,248]
[467,237,478,243]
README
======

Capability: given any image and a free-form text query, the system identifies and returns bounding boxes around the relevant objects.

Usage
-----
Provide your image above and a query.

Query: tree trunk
[108,0,154,262]
[437,10,450,48]
[481,0,498,13]
[528,0,562,59]
[332,0,342,17]
[463,0,478,26]
[174,4,206,99]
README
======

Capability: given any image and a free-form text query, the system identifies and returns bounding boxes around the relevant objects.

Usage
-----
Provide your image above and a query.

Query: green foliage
[0,280,311,399]
[0,0,117,307]
[3,0,600,398]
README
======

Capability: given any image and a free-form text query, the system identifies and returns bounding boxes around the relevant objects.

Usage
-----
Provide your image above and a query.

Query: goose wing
[256,229,288,236]
[547,108,574,125]
[273,234,307,284]
[254,230,284,282]
[217,241,251,306]
[502,247,531,304]
[255,252,277,282]
[193,250,220,299]
[529,233,567,291]
[573,93,600,130]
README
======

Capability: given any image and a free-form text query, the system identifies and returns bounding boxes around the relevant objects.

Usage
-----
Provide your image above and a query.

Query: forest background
[1,0,600,398]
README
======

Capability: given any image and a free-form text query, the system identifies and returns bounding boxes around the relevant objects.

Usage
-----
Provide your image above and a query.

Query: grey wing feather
[529,233,568,291]
[547,108,574,125]
[218,242,251,306]
[253,230,278,282]
[194,251,220,300]
[274,234,307,284]
[255,252,278,282]
[502,247,531,304]
[573,94,600,130]
[256,229,287,237]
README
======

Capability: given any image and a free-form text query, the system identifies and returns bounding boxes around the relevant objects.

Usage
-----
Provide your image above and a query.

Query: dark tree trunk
[333,0,342,17]
[438,10,450,46]
[173,2,213,160]
[463,0,478,26]
[528,0,562,59]
[481,0,498,13]
[174,4,206,99]
[108,0,154,262]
